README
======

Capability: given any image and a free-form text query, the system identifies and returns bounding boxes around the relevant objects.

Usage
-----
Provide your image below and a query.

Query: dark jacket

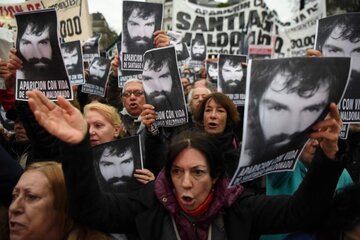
[61,134,343,240]
[16,101,61,163]
[0,144,23,207]
[120,109,142,137]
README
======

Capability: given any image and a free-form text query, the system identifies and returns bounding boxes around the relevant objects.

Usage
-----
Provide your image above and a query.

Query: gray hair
[122,79,143,93]
[187,87,212,113]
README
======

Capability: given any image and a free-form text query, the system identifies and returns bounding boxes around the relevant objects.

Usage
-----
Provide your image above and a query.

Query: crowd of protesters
[1,10,360,240]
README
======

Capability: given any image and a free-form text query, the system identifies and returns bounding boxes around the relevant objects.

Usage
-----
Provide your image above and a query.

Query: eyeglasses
[122,90,144,97]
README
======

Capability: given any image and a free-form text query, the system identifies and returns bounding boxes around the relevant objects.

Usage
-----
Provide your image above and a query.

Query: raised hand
[309,103,342,160]
[111,53,119,77]
[153,30,170,48]
[27,90,88,144]
[140,103,157,130]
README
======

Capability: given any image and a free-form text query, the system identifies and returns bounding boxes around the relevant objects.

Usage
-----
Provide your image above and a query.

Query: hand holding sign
[310,102,342,160]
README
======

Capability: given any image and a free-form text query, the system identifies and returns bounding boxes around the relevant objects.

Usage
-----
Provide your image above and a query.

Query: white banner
[173,0,326,57]
[0,0,92,42]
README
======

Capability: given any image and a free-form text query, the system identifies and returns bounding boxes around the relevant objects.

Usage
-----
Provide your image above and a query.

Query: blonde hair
[26,162,111,240]
[83,102,125,138]
[26,162,72,237]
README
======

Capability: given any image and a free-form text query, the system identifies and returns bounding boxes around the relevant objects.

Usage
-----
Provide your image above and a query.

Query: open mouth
[180,196,195,207]
[129,103,137,108]
[207,122,218,129]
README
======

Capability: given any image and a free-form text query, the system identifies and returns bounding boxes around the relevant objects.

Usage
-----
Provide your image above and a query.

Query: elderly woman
[9,161,110,240]
[83,102,154,185]
[27,89,344,239]
[83,102,125,146]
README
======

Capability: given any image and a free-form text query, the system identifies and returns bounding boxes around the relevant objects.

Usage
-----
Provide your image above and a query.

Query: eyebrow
[120,156,134,164]
[38,38,50,43]
[172,164,207,169]
[100,160,114,164]
[303,101,327,110]
[262,99,289,109]
[263,99,327,111]
[323,44,343,51]
[159,72,170,78]
[353,46,360,52]
[128,20,139,25]
[21,35,50,42]
[142,75,153,81]
[20,38,31,44]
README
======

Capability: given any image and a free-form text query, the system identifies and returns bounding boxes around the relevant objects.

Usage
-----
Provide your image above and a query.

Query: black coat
[61,134,343,240]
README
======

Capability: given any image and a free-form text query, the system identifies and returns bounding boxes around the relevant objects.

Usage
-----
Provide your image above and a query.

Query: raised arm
[26,90,87,144]
[27,89,150,233]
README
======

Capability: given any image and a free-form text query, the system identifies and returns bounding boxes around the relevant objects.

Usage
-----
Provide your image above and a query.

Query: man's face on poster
[322,25,360,74]
[258,72,330,149]
[89,61,106,82]
[62,48,79,74]
[19,24,52,70]
[99,147,134,187]
[175,43,189,61]
[83,36,97,50]
[175,42,184,55]
[191,41,206,60]
[143,60,172,107]
[126,8,155,52]
[221,60,243,91]
[207,62,218,82]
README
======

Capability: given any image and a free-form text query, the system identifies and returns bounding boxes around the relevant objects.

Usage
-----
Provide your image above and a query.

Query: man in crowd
[242,58,349,166]
[142,48,184,112]
[120,79,146,136]
[96,142,137,192]
[2,109,31,169]
[190,38,206,61]
[88,57,109,85]
[83,34,100,53]
[16,11,67,80]
[316,14,360,99]
[219,56,245,94]
[122,2,162,54]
